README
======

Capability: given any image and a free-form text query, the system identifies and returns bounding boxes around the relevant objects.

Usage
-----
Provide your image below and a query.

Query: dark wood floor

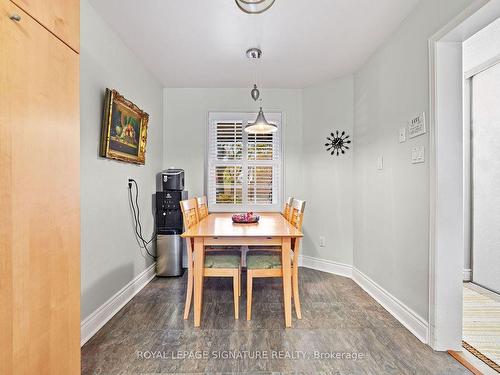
[82,268,469,374]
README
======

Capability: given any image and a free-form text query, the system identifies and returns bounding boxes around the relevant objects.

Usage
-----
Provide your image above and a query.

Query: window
[207,112,282,212]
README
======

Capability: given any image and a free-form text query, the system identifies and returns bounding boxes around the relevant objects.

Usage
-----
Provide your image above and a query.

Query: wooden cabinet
[0,0,80,373]
[11,0,79,51]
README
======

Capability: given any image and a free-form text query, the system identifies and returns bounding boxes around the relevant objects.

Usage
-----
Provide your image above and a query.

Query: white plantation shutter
[207,112,282,212]
[247,130,280,206]
[213,122,243,161]
[208,121,243,206]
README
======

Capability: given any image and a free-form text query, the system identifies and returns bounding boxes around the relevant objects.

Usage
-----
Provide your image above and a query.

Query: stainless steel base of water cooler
[156,232,184,277]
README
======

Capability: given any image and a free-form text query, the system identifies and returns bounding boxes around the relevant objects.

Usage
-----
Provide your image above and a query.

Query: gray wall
[163,88,304,200]
[163,89,303,264]
[163,86,355,265]
[353,0,473,320]
[80,0,163,320]
[302,76,354,265]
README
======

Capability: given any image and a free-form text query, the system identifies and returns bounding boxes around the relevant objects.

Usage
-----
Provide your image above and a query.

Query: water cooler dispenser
[155,168,187,277]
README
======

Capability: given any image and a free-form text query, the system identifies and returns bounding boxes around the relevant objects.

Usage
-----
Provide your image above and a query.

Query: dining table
[181,212,303,328]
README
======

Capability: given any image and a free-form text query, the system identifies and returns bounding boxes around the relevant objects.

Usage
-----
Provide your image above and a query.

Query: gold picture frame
[99,89,149,164]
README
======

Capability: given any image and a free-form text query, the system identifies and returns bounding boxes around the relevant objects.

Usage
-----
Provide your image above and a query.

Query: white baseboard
[352,268,429,344]
[299,255,353,278]
[463,268,472,282]
[80,263,156,346]
[299,255,429,345]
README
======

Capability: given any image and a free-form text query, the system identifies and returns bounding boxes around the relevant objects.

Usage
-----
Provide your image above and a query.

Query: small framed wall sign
[408,112,426,139]
[99,89,149,165]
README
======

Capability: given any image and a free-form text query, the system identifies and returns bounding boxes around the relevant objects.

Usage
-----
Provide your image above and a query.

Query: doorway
[429,0,500,356]
[462,20,500,371]
[468,60,500,295]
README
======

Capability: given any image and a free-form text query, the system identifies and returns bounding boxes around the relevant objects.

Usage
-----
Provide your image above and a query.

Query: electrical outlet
[319,236,326,247]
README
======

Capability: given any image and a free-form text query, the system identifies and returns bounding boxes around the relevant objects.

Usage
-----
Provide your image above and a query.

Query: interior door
[0,0,80,373]
[471,61,500,294]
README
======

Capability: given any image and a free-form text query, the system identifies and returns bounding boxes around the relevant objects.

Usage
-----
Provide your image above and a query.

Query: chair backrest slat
[289,199,306,258]
[180,198,199,230]
[196,196,209,220]
[283,196,294,221]
[289,199,306,231]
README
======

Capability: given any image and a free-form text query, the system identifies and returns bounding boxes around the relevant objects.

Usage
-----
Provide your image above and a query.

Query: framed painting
[99,89,149,164]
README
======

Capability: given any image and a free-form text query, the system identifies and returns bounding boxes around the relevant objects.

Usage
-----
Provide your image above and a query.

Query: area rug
[463,284,500,372]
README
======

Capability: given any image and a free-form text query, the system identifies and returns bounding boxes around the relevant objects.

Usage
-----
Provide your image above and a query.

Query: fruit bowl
[232,212,260,224]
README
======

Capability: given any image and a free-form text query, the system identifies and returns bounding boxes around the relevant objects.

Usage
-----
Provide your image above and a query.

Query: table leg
[281,237,292,328]
[193,237,205,327]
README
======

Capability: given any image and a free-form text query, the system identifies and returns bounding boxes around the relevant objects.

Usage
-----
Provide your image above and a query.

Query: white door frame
[428,0,500,351]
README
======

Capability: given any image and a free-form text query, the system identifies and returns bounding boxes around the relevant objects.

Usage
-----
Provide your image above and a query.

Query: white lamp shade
[244,108,278,134]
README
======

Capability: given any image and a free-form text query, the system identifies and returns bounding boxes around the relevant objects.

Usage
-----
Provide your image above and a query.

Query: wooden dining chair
[196,196,209,220]
[246,199,306,321]
[248,197,295,254]
[180,198,241,320]
[196,195,242,258]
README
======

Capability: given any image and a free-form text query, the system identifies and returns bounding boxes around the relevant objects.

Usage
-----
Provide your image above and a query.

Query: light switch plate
[319,236,326,247]
[377,156,384,170]
[399,127,406,143]
[412,146,425,164]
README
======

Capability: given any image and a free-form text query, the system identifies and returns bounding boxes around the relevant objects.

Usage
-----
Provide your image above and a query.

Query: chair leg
[292,265,302,319]
[233,270,239,320]
[241,246,246,267]
[239,266,242,297]
[247,270,253,320]
[183,266,193,320]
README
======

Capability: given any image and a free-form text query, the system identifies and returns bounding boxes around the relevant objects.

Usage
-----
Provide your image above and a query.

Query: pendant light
[243,48,277,134]
[235,0,275,14]
[245,107,277,134]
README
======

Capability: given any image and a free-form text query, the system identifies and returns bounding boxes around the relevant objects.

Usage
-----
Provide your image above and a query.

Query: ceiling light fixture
[244,47,277,134]
[246,47,262,60]
[235,0,275,14]
[245,107,277,134]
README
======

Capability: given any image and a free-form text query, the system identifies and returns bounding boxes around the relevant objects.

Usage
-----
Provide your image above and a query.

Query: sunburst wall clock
[325,131,351,156]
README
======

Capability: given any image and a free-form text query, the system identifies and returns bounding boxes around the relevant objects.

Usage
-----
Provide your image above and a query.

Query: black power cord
[128,179,157,260]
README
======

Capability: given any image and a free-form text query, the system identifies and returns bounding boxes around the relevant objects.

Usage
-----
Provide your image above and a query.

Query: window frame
[205,111,283,213]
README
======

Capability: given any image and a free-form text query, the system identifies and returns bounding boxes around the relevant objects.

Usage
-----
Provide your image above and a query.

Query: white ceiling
[88,0,420,88]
